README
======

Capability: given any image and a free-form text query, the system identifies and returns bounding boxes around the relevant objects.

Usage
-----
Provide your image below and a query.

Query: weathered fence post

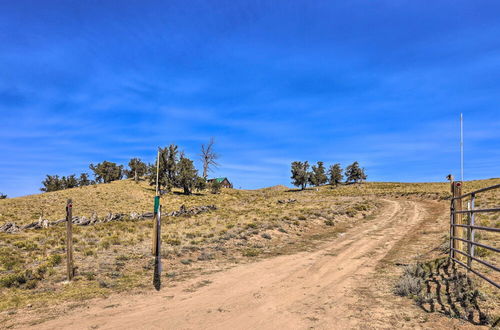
[66,199,74,281]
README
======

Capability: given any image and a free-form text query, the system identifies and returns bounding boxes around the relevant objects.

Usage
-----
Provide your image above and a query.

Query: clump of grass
[13,240,39,251]
[394,265,423,297]
[0,248,24,271]
[46,254,63,267]
[242,248,260,257]
[0,272,27,288]
[324,219,335,226]
[166,238,181,246]
[116,255,130,261]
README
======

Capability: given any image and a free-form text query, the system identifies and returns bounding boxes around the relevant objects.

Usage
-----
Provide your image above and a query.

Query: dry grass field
[0,178,498,328]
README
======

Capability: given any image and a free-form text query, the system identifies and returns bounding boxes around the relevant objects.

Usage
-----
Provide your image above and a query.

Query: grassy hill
[0,178,498,318]
[1,178,499,226]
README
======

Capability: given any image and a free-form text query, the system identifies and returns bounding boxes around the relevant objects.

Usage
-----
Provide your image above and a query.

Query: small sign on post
[66,199,74,281]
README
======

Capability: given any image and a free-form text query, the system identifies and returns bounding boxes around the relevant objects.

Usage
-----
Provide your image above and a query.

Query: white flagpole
[156,148,160,196]
[460,113,464,182]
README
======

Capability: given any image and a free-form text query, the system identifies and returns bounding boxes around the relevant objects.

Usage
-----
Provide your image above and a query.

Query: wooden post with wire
[66,199,74,281]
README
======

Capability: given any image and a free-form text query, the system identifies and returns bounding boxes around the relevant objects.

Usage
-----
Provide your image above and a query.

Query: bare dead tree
[201,137,219,179]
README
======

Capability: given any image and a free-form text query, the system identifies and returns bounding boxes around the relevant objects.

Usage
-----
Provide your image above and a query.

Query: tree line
[291,161,366,190]
[40,139,222,195]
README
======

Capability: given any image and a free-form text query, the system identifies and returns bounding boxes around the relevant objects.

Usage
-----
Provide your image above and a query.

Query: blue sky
[1,1,500,197]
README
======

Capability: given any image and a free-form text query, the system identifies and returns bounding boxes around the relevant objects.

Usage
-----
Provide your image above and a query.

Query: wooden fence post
[66,199,74,281]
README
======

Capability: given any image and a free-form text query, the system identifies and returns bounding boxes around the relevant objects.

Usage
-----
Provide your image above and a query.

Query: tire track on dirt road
[28,199,432,330]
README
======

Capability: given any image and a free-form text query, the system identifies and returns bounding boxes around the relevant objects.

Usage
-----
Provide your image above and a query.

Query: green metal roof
[211,177,228,183]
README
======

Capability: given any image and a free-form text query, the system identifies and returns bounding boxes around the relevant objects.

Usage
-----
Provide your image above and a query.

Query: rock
[51,219,66,226]
[90,212,98,224]
[105,212,113,222]
[168,205,217,217]
[130,212,141,220]
[22,222,39,230]
[0,222,20,233]
[277,199,297,204]
[77,216,91,226]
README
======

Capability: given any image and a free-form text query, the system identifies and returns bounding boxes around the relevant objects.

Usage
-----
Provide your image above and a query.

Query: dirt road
[31,199,439,329]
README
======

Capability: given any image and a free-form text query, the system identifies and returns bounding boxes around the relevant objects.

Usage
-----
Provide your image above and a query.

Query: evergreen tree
[328,163,343,186]
[89,161,123,183]
[64,174,79,189]
[148,145,179,192]
[309,161,327,187]
[41,175,63,192]
[194,176,207,192]
[210,179,222,194]
[345,161,367,183]
[291,161,310,190]
[164,145,179,190]
[78,173,91,186]
[0,193,7,199]
[176,156,198,195]
[126,158,147,182]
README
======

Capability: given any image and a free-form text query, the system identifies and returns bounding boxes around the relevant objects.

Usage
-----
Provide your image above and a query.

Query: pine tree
[210,179,222,194]
[89,161,123,183]
[345,161,367,184]
[328,163,343,186]
[41,175,63,192]
[78,173,91,186]
[126,158,147,182]
[309,161,327,186]
[291,161,310,190]
[176,156,198,195]
[194,176,207,192]
[149,145,179,192]
[64,174,79,189]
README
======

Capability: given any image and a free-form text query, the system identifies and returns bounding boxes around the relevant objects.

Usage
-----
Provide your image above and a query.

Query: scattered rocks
[0,222,20,233]
[0,204,216,233]
[168,205,217,217]
[277,199,297,204]
[130,212,141,220]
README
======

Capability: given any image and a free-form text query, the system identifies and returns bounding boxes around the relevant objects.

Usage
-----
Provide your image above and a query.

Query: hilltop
[1,178,500,226]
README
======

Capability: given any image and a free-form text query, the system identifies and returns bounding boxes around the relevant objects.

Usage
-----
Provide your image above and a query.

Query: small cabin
[207,177,233,188]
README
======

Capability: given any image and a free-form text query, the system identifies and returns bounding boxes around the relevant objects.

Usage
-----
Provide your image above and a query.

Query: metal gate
[450,182,500,289]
